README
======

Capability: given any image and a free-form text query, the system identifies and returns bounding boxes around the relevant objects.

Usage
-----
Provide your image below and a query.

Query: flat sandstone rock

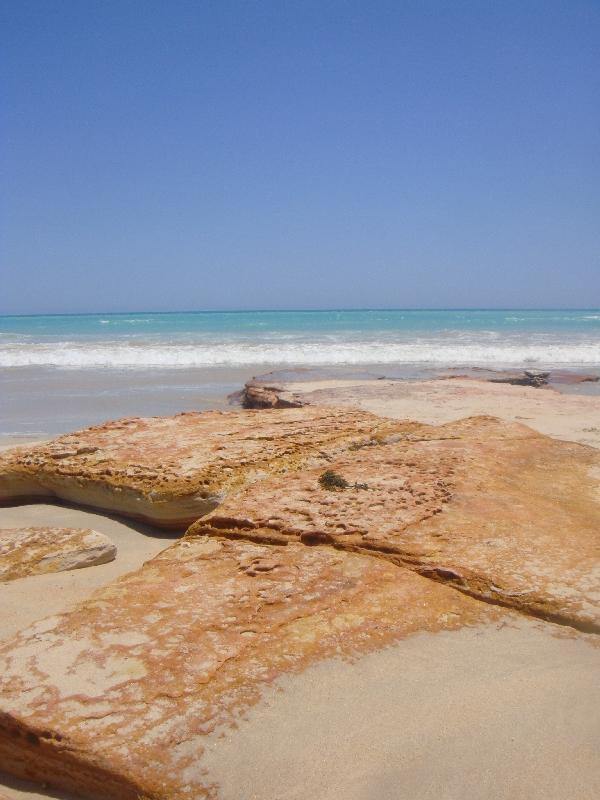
[0,535,505,800]
[1,412,599,799]
[191,415,600,632]
[0,408,402,528]
[0,527,116,582]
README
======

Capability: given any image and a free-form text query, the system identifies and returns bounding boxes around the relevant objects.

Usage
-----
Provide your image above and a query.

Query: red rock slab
[0,527,116,582]
[0,534,504,800]
[190,416,600,632]
[0,407,404,528]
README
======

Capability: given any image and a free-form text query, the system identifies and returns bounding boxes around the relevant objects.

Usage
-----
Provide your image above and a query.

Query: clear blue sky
[2,0,599,314]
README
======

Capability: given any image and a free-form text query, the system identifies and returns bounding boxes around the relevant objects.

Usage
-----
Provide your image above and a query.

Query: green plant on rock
[318,470,368,491]
[319,470,350,489]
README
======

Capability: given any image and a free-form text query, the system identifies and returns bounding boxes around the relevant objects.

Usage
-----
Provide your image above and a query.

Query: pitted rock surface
[0,407,404,528]
[0,535,504,799]
[190,416,600,631]
[0,527,116,582]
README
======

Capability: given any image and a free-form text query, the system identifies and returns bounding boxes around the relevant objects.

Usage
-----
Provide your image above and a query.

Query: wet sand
[0,365,259,439]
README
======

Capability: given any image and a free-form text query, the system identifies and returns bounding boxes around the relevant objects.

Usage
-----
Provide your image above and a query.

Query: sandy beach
[203,621,600,800]
[0,504,175,642]
[0,376,598,799]
[254,376,600,448]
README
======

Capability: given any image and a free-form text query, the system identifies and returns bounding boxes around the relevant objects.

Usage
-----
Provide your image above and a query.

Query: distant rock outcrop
[439,367,599,387]
[0,526,116,581]
[481,369,551,387]
[241,380,306,408]
[240,367,600,407]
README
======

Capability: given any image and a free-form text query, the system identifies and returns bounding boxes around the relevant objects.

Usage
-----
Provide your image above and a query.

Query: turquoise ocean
[2,309,600,369]
[1,310,599,436]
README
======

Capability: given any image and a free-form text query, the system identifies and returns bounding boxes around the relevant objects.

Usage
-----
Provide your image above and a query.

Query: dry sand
[0,380,599,799]
[0,503,176,642]
[279,377,600,447]
[203,621,600,800]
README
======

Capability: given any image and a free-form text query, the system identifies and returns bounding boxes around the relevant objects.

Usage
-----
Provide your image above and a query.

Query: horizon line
[2,306,600,319]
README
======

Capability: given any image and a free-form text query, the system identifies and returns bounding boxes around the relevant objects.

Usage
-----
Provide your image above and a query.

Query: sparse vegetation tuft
[319,470,350,489]
[318,470,368,491]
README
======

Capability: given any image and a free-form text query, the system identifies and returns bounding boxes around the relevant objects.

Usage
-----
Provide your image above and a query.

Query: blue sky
[2,0,599,314]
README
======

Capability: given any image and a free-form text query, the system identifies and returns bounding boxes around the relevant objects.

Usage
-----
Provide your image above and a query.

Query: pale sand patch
[0,504,175,642]
[203,620,600,800]
[0,439,47,452]
[281,378,600,448]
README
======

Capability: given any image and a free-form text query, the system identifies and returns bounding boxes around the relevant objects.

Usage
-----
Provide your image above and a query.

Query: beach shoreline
[2,362,599,444]
[2,308,599,438]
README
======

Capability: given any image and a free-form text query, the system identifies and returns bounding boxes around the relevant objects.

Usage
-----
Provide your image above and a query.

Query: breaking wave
[1,336,599,368]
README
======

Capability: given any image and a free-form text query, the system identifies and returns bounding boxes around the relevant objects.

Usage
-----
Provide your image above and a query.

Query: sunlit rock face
[0,407,405,528]
[0,526,116,581]
[0,410,599,799]
[0,534,504,800]
[190,415,600,632]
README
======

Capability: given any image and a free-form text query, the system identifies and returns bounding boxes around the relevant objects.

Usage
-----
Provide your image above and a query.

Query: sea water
[1,309,600,369]
[1,309,599,436]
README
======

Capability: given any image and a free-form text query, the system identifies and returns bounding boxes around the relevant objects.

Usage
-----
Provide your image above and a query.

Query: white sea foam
[98,318,156,325]
[1,337,599,368]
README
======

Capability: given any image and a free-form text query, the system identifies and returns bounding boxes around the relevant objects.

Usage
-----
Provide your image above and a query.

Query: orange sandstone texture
[0,527,116,582]
[190,416,600,631]
[0,535,504,800]
[1,410,599,799]
[0,407,403,528]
